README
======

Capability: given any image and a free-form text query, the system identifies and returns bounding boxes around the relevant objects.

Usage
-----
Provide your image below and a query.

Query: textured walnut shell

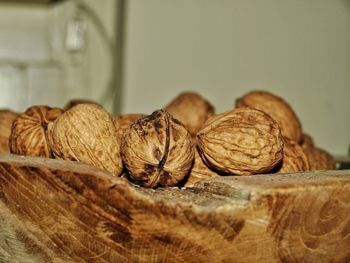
[113,114,146,139]
[165,92,215,135]
[235,91,302,143]
[0,110,18,153]
[197,108,284,175]
[64,99,101,111]
[48,103,123,176]
[276,138,310,173]
[303,147,336,171]
[121,109,194,188]
[10,106,63,157]
[183,146,219,187]
[300,133,315,149]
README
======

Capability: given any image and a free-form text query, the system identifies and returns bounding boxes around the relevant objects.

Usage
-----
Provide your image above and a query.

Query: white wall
[0,4,61,111]
[1,0,349,155]
[123,0,350,156]
[0,0,119,113]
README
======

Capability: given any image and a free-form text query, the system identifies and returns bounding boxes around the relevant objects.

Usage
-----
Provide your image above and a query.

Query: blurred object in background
[333,143,350,169]
[336,155,350,170]
[0,63,27,112]
[0,62,62,112]
[0,0,122,113]
[0,0,60,3]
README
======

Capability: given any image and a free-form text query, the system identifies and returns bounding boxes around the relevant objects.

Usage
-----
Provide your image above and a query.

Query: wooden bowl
[1,153,350,262]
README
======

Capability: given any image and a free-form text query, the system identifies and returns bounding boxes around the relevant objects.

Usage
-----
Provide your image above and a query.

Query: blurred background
[0,0,349,156]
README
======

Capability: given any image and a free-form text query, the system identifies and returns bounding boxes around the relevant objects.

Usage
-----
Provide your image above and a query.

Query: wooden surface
[0,153,350,263]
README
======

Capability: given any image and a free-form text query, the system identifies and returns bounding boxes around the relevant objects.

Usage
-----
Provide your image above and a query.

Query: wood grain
[0,153,350,262]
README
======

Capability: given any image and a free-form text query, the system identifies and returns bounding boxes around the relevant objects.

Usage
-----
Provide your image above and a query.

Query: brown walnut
[165,92,215,135]
[9,106,63,157]
[197,107,284,175]
[113,113,146,139]
[183,146,219,187]
[121,109,194,188]
[235,90,302,143]
[0,110,18,153]
[64,98,101,111]
[48,103,123,176]
[303,147,336,171]
[300,133,315,149]
[276,138,310,173]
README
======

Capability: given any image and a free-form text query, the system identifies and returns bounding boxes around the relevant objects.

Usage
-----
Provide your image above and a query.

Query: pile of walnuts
[0,90,336,188]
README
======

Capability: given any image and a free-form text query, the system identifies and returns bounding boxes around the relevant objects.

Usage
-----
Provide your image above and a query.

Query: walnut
[9,106,63,157]
[276,138,310,173]
[121,109,194,188]
[183,146,219,187]
[64,98,101,111]
[300,133,315,149]
[165,92,215,135]
[197,107,284,175]
[235,90,302,143]
[48,103,123,176]
[113,114,146,139]
[0,110,18,153]
[303,147,336,171]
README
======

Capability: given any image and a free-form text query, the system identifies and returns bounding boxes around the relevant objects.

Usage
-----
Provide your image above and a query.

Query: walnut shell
[197,107,284,175]
[300,133,315,149]
[64,99,101,111]
[276,138,310,173]
[303,147,336,171]
[113,114,146,139]
[9,106,63,157]
[48,103,123,176]
[0,110,18,153]
[165,92,215,135]
[235,90,302,143]
[183,146,219,187]
[121,109,195,188]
